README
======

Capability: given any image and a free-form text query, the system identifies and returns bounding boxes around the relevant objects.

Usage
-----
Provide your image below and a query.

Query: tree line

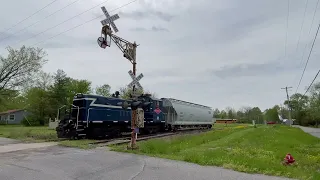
[0,46,319,127]
[212,86,320,127]
[212,106,275,124]
[0,46,152,125]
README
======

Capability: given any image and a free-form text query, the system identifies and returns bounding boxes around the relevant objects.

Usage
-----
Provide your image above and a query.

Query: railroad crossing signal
[128,70,143,90]
[97,6,140,150]
[100,6,120,33]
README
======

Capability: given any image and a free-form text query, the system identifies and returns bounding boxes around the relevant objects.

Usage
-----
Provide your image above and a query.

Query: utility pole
[281,86,293,126]
[97,6,144,149]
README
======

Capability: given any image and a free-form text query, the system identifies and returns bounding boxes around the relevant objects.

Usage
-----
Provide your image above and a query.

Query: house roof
[0,109,24,115]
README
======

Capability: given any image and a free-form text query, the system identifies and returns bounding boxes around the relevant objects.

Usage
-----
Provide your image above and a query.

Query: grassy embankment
[0,125,97,149]
[0,125,57,142]
[111,124,320,180]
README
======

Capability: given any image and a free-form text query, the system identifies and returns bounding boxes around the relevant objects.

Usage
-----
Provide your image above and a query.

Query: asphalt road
[295,125,320,138]
[0,137,20,145]
[0,138,293,180]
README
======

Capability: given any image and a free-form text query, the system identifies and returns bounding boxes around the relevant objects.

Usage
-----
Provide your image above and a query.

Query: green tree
[119,86,144,100]
[307,82,320,126]
[250,107,263,124]
[35,71,53,91]
[238,106,252,123]
[236,110,245,122]
[95,84,111,97]
[226,107,236,119]
[48,69,70,115]
[0,46,47,94]
[264,107,280,122]
[0,89,26,112]
[67,79,92,104]
[220,110,227,119]
[283,93,308,124]
[24,87,51,125]
[21,70,53,125]
[213,108,220,118]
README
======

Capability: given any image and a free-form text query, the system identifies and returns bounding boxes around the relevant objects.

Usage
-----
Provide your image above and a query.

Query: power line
[10,0,113,47]
[303,70,320,96]
[32,0,138,46]
[0,0,59,37]
[292,0,319,86]
[293,0,319,78]
[294,0,309,53]
[0,0,82,43]
[295,22,320,93]
[284,0,290,60]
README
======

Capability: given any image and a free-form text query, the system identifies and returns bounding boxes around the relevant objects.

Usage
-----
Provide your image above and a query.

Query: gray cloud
[38,35,97,49]
[167,1,285,52]
[118,10,175,22]
[210,60,302,79]
[0,31,37,48]
[0,31,95,50]
[131,26,169,32]
[1,0,320,111]
[91,10,175,22]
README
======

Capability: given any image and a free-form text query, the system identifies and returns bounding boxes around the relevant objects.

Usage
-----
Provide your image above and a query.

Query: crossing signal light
[117,101,129,110]
[130,101,151,110]
[131,101,142,110]
[123,49,133,60]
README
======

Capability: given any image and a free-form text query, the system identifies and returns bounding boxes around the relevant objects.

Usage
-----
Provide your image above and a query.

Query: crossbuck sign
[128,70,143,90]
[100,6,120,33]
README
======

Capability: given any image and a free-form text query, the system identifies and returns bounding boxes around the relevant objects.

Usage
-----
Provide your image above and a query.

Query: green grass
[0,125,99,148]
[0,125,58,142]
[111,125,320,180]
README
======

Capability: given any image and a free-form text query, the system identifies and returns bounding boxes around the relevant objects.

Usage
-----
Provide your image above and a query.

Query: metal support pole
[281,86,293,126]
[129,43,138,149]
[98,11,140,149]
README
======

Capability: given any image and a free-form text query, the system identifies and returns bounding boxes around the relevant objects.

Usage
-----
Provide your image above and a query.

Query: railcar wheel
[141,127,150,135]
[172,126,178,132]
[108,129,121,139]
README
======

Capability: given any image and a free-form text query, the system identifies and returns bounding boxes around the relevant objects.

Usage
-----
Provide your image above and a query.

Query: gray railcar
[161,98,213,130]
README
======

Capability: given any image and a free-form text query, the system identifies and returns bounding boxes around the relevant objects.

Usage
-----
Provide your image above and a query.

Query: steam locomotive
[56,92,214,139]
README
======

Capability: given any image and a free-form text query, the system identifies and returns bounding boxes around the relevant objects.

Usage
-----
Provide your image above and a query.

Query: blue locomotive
[56,93,166,139]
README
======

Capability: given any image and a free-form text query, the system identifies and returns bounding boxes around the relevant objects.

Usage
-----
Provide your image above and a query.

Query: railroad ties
[90,128,211,146]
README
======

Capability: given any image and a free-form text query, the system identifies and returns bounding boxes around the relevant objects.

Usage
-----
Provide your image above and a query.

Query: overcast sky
[1,0,320,111]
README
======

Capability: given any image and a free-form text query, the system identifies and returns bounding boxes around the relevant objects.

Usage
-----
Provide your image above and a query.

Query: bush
[21,115,44,126]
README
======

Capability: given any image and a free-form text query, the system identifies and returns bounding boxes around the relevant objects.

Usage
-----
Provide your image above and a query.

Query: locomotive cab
[137,94,166,133]
[56,94,88,139]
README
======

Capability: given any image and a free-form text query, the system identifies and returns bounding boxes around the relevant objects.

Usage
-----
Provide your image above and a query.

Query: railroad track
[90,128,211,146]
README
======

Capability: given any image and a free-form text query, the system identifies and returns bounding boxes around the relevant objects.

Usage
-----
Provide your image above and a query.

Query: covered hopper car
[56,93,214,139]
[161,98,213,131]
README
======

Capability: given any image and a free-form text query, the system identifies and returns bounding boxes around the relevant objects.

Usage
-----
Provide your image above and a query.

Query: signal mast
[97,6,143,149]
